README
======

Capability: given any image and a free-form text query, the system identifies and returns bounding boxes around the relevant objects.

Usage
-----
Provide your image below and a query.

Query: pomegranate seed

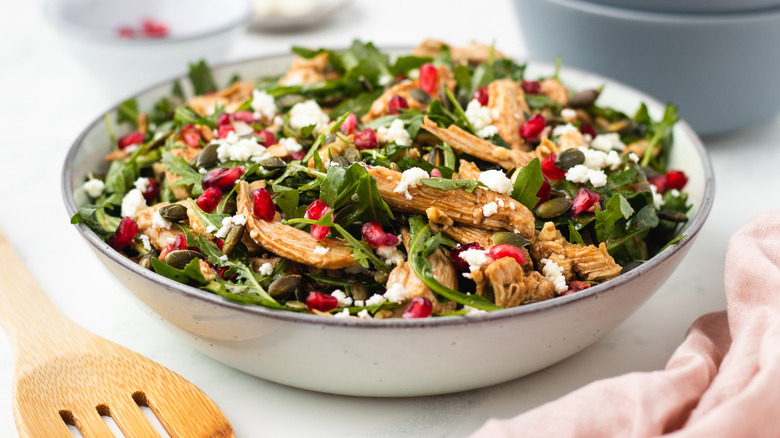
[541,153,566,180]
[521,80,542,94]
[561,280,591,296]
[430,168,443,178]
[305,199,329,220]
[214,265,230,279]
[118,131,144,150]
[419,63,438,95]
[217,125,235,139]
[571,187,601,216]
[216,113,232,127]
[487,244,526,266]
[197,187,223,212]
[579,123,598,138]
[202,166,244,192]
[251,188,276,222]
[172,234,188,251]
[117,26,136,38]
[402,297,433,319]
[354,128,378,150]
[340,113,358,134]
[535,177,551,208]
[216,239,224,250]
[520,114,546,141]
[254,129,277,146]
[231,110,255,123]
[473,86,489,106]
[290,150,306,161]
[141,18,168,38]
[107,217,138,251]
[382,233,400,246]
[388,95,408,114]
[306,291,339,312]
[665,170,688,191]
[648,174,668,193]
[181,124,202,147]
[449,242,484,272]
[311,223,330,241]
[141,178,159,204]
[361,221,387,246]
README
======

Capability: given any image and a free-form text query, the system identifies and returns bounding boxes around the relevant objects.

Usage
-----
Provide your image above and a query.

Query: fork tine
[109,396,162,438]
[69,407,116,438]
[14,406,74,438]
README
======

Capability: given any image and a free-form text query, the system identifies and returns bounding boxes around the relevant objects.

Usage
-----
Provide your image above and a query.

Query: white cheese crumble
[357,309,372,319]
[83,179,105,198]
[166,236,177,245]
[331,289,353,307]
[133,177,150,193]
[460,249,491,272]
[482,201,499,217]
[233,121,254,136]
[377,119,412,146]
[365,294,387,307]
[383,282,410,303]
[289,100,330,132]
[376,245,405,265]
[121,189,147,217]
[258,262,274,276]
[478,169,512,196]
[463,305,488,316]
[139,234,152,251]
[561,108,577,122]
[251,89,277,120]
[465,99,496,138]
[393,167,429,200]
[565,164,608,187]
[649,184,664,209]
[378,74,393,86]
[540,258,568,293]
[334,308,351,318]
[590,133,625,152]
[628,152,640,163]
[214,131,271,163]
[199,168,208,174]
[552,123,578,137]
[279,137,303,153]
[152,210,172,230]
[206,224,218,234]
[214,214,247,239]
[313,246,330,255]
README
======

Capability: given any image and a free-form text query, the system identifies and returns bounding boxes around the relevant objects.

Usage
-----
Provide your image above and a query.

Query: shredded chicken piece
[367,166,535,238]
[483,258,556,307]
[487,79,530,152]
[199,259,216,283]
[530,222,621,282]
[187,81,255,116]
[540,78,569,106]
[236,181,360,269]
[454,159,481,181]
[165,146,202,200]
[421,117,539,170]
[362,67,455,122]
[134,203,183,250]
[279,53,337,86]
[558,129,588,150]
[412,39,506,64]
[386,260,457,315]
[426,207,454,227]
[307,135,352,168]
[441,225,495,249]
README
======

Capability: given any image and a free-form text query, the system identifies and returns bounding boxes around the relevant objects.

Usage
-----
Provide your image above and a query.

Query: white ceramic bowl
[513,0,780,136]
[46,0,251,98]
[578,0,780,14]
[62,51,714,397]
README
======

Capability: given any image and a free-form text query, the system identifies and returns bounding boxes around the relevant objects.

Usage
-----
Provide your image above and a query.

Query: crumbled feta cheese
[478,169,512,196]
[219,254,229,261]
[376,245,405,265]
[463,305,488,316]
[334,308,351,318]
[565,164,607,187]
[588,169,608,187]
[313,246,330,255]
[552,123,578,137]
[289,100,329,132]
[509,202,516,210]
[350,193,359,201]
[540,258,568,293]
[460,249,491,272]
[465,99,495,138]
[605,150,622,170]
[628,152,640,163]
[408,69,420,79]
[251,89,277,120]
[233,121,254,136]
[497,198,505,207]
[462,272,473,280]
[152,210,172,230]
[393,167,429,200]
[134,177,150,193]
[354,300,365,307]
[590,132,625,152]
[279,137,303,153]
[258,262,274,276]
[357,309,371,319]
[215,214,246,239]
[383,282,410,303]
[378,74,393,86]
[377,119,412,146]
[199,168,208,174]
[477,125,499,138]
[214,131,271,163]
[83,178,105,198]
[649,184,664,209]
[365,294,387,307]
[167,236,177,245]
[561,108,577,122]
[121,189,147,217]
[139,234,152,251]
[206,224,218,234]
[331,289,353,307]
[482,201,498,217]
[580,147,608,170]
[669,189,681,197]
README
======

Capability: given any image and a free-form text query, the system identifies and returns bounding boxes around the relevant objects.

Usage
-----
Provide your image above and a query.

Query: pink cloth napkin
[470,212,780,438]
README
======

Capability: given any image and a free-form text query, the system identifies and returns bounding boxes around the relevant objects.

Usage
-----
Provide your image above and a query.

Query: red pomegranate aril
[305,199,329,220]
[181,124,202,147]
[449,242,484,272]
[383,233,400,246]
[361,221,387,246]
[487,244,526,266]
[541,153,567,180]
[141,18,168,38]
[214,265,230,279]
[202,166,244,192]
[172,234,188,251]
[251,188,276,221]
[430,168,443,178]
[473,86,489,106]
[648,174,668,193]
[306,291,339,312]
[141,177,159,204]
[354,128,378,150]
[216,112,232,127]
[107,217,138,251]
[254,129,277,146]
[535,177,551,208]
[118,131,144,150]
[402,297,433,319]
[521,80,542,94]
[571,187,601,216]
[520,114,546,141]
[231,110,256,123]
[290,150,306,161]
[579,123,598,138]
[388,94,409,115]
[419,63,438,95]
[665,170,688,191]
[216,238,224,250]
[311,224,330,241]
[562,280,591,296]
[196,187,223,212]
[217,124,235,139]
[340,113,358,134]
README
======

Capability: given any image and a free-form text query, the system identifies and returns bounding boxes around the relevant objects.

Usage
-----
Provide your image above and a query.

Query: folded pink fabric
[470,212,780,438]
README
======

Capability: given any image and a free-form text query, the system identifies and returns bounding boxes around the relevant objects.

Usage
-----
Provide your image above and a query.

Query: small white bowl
[46,0,252,98]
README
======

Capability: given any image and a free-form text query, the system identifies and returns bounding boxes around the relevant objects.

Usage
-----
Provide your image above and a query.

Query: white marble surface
[1,0,775,436]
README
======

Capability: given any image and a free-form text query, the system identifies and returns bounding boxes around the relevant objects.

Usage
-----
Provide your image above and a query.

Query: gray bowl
[513,0,780,136]
[579,0,780,14]
[62,51,715,397]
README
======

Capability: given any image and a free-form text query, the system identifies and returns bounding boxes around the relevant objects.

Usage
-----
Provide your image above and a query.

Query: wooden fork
[0,230,234,438]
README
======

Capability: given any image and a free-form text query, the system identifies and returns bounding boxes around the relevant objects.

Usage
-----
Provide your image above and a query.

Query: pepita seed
[427,147,444,167]
[350,283,369,301]
[332,156,350,168]
[257,156,287,170]
[268,275,301,298]
[658,209,688,223]
[535,197,572,218]
[569,89,600,108]
[165,250,204,269]
[276,94,307,109]
[607,119,634,135]
[492,232,530,248]
[410,88,431,104]
[554,148,585,170]
[158,204,188,222]
[139,251,158,270]
[341,146,361,164]
[196,143,219,169]
[221,224,245,256]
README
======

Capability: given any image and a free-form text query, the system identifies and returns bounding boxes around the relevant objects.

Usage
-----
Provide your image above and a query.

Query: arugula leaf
[186,198,228,232]
[445,89,474,133]
[595,193,634,243]
[320,163,393,226]
[568,222,585,245]
[408,216,502,311]
[641,103,679,172]
[419,177,480,193]
[116,98,139,128]
[390,56,433,76]
[188,60,218,95]
[511,158,543,210]
[329,89,383,119]
[173,105,217,129]
[151,257,206,285]
[104,157,140,198]
[272,184,302,219]
[70,204,114,237]
[162,150,204,195]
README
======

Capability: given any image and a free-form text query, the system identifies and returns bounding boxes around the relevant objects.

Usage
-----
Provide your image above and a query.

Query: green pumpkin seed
[257,156,287,170]
[165,250,204,269]
[196,143,219,169]
[658,209,688,223]
[569,89,600,108]
[221,224,245,256]
[276,94,306,109]
[410,88,431,104]
[492,232,530,248]
[607,119,634,135]
[554,148,585,170]
[268,275,302,298]
[535,197,571,218]
[139,251,158,270]
[350,283,369,301]
[332,156,350,168]
[427,147,444,167]
[158,204,188,222]
[341,147,361,164]
[285,300,308,310]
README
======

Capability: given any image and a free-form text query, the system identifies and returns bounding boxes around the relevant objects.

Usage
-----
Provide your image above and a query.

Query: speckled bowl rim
[61,49,716,330]
[548,0,780,22]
